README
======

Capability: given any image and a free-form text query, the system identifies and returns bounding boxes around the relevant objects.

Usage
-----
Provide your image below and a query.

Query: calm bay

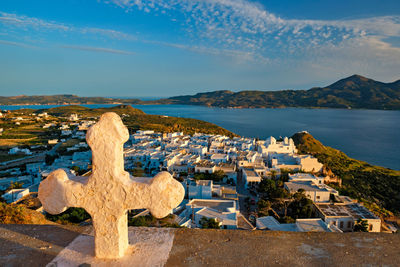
[2,104,399,170]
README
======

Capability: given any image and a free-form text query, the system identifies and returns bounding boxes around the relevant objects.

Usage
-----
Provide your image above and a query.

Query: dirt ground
[0,225,399,267]
[166,229,400,267]
[0,224,88,267]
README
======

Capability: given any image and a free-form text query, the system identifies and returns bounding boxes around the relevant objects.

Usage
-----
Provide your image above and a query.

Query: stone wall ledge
[1,224,399,267]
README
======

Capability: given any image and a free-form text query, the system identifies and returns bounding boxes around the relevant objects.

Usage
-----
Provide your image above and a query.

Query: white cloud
[104,0,400,60]
[0,11,136,41]
[60,45,134,55]
[0,39,37,48]
[1,1,399,66]
[0,11,70,31]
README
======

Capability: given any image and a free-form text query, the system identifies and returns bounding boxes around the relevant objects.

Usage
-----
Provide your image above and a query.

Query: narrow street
[236,169,257,224]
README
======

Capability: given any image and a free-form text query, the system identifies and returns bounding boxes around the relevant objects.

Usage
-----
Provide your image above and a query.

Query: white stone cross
[38,112,184,259]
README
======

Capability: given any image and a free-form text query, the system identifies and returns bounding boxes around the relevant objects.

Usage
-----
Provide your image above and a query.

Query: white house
[136,130,154,135]
[236,151,260,168]
[61,130,73,136]
[8,147,32,155]
[59,124,70,130]
[288,173,325,185]
[315,202,381,232]
[256,216,341,232]
[294,155,323,172]
[43,123,56,129]
[284,181,338,203]
[167,132,183,138]
[268,153,301,171]
[189,145,208,156]
[242,168,262,189]
[261,136,297,155]
[26,162,45,174]
[48,139,58,145]
[210,153,229,164]
[188,180,213,199]
[69,113,79,121]
[183,199,238,229]
[1,188,30,203]
[195,160,216,174]
[215,163,237,183]
[38,112,48,118]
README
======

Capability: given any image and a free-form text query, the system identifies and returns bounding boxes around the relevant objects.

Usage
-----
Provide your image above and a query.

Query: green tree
[194,173,207,180]
[7,182,23,191]
[199,217,220,229]
[179,172,188,177]
[132,168,145,177]
[286,191,314,219]
[211,170,226,182]
[45,154,57,165]
[258,178,276,195]
[128,215,155,227]
[257,199,271,217]
[353,219,369,232]
[279,216,295,224]
[71,166,80,174]
[270,170,277,180]
[46,207,90,224]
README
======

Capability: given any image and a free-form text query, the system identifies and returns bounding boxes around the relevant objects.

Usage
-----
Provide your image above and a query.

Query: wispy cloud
[0,11,70,31]
[1,1,400,65]
[104,0,400,58]
[60,45,134,55]
[0,11,136,41]
[0,39,37,48]
[154,40,270,63]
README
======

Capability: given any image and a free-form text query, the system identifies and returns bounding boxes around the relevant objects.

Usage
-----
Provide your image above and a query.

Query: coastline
[1,102,400,111]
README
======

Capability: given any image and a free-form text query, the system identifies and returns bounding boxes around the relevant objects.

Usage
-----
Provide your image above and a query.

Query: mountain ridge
[0,75,399,110]
[153,74,400,109]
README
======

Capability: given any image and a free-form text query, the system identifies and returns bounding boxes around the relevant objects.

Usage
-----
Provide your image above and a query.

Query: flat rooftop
[196,180,212,186]
[2,225,399,267]
[190,199,235,213]
[289,173,318,180]
[316,203,379,219]
[195,160,215,168]
[285,181,329,192]
[243,168,259,178]
[296,219,332,232]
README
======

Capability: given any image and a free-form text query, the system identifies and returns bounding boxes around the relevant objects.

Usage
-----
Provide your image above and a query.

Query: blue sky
[0,0,399,97]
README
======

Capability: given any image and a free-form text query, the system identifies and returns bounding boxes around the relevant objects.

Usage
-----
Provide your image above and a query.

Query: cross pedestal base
[47,227,176,267]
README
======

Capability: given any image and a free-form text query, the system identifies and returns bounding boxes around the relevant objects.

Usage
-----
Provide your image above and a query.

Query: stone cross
[38,112,184,259]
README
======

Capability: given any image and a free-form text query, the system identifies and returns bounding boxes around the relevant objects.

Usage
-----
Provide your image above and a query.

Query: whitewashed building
[183,199,238,229]
[242,168,262,189]
[1,188,30,203]
[188,180,213,199]
[315,202,381,232]
[284,181,338,203]
[256,216,341,232]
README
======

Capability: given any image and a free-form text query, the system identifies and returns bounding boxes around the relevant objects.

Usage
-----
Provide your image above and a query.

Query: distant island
[151,75,400,110]
[0,95,142,106]
[0,74,399,110]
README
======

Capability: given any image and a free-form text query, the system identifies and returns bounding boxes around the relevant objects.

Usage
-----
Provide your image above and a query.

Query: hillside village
[0,110,396,233]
